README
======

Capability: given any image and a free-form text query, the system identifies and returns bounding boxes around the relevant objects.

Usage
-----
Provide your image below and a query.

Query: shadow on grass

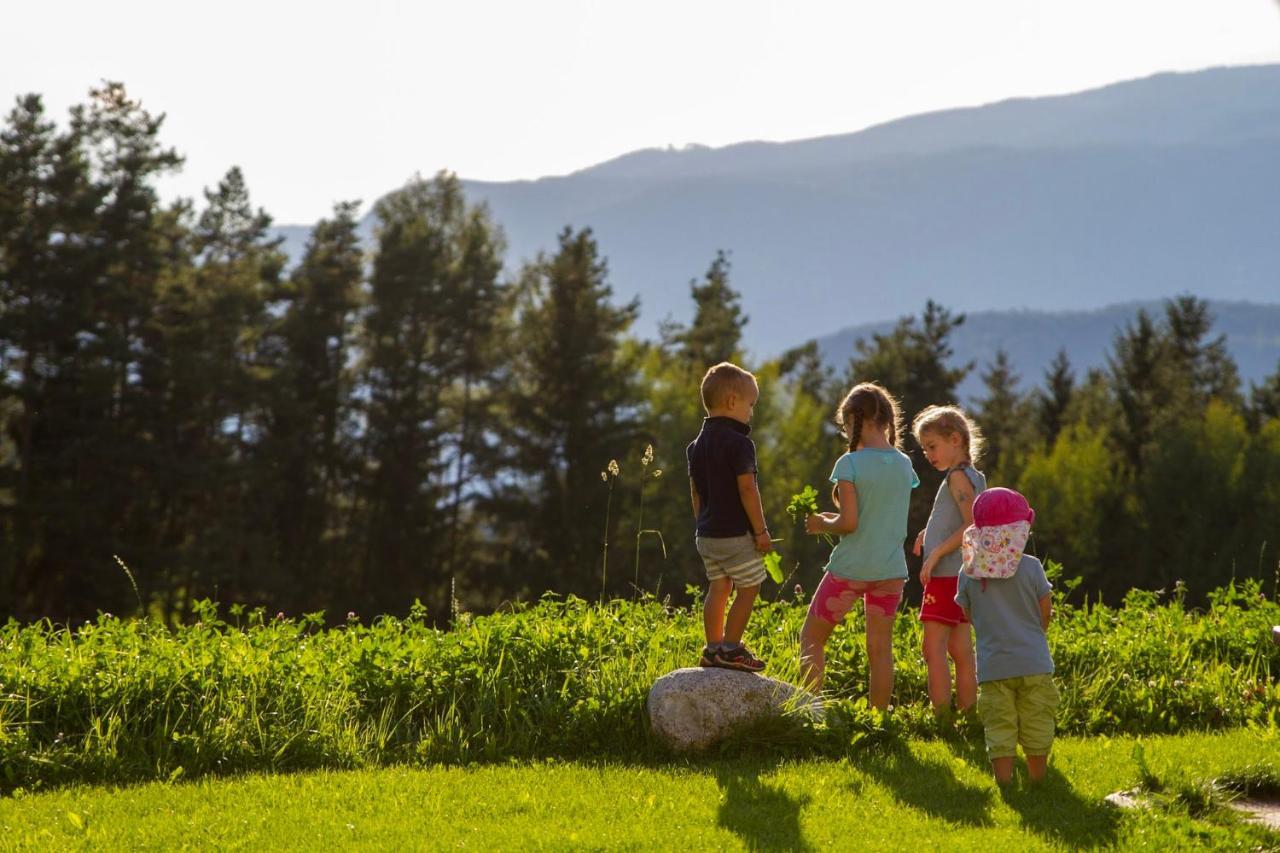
[858,743,995,827]
[714,764,813,852]
[943,738,1121,848]
[999,767,1121,848]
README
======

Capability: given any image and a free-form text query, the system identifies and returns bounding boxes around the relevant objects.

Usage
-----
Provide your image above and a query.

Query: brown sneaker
[698,645,718,667]
[714,643,765,673]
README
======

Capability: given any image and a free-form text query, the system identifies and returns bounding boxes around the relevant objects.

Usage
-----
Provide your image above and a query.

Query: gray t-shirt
[955,554,1054,683]
[922,465,986,578]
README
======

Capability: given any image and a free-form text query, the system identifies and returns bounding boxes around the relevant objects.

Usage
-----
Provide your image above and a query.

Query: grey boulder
[646,666,813,752]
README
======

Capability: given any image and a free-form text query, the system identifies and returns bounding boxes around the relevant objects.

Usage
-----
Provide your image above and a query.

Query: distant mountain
[271,64,1280,355]
[814,300,1280,403]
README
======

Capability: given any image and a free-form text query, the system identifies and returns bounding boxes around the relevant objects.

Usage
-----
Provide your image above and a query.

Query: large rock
[647,667,813,752]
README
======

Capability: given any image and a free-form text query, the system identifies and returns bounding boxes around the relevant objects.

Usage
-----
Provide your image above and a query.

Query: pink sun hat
[972,487,1035,529]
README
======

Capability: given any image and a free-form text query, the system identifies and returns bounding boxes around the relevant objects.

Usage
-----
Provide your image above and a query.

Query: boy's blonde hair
[835,382,904,451]
[701,362,756,410]
[911,404,985,466]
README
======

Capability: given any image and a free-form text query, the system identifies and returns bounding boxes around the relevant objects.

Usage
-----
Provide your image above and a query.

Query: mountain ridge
[269,63,1280,354]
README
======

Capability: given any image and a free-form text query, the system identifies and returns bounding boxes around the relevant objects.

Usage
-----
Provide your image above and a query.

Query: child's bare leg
[948,624,977,712]
[723,583,760,645]
[703,577,733,645]
[922,621,953,713]
[991,757,1015,785]
[799,613,836,693]
[865,609,896,710]
[1026,754,1048,782]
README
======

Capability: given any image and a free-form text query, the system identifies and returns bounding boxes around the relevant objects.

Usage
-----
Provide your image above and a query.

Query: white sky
[6,0,1279,224]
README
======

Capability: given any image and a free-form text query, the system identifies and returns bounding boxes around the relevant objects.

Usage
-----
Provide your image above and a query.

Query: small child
[911,405,985,719]
[955,488,1058,785]
[687,362,771,672]
[800,382,918,709]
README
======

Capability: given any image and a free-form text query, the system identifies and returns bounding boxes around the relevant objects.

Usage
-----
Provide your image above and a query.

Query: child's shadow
[1000,768,1121,848]
[858,743,996,827]
[714,764,814,852]
[945,739,1120,848]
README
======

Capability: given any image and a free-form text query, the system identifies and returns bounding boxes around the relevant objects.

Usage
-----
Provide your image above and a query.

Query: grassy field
[2,730,1277,850]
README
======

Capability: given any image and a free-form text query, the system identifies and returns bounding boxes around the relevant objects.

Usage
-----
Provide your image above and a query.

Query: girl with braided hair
[800,382,919,708]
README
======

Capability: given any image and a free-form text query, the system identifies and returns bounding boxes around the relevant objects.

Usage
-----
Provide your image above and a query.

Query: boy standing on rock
[687,362,772,673]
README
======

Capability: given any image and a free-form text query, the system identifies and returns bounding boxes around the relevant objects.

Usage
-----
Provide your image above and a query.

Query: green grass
[2,731,1276,850]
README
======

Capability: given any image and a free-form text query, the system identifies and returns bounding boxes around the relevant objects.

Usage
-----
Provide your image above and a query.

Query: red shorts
[808,573,905,624]
[920,576,968,625]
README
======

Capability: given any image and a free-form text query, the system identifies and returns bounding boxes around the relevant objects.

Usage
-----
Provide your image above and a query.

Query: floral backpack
[961,487,1035,580]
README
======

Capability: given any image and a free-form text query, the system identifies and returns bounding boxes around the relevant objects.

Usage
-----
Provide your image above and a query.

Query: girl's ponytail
[836,382,904,451]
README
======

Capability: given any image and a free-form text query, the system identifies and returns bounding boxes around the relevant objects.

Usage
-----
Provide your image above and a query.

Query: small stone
[647,667,815,753]
[1104,789,1150,811]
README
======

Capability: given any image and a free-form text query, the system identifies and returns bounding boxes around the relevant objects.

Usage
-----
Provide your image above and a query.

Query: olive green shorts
[977,673,1060,759]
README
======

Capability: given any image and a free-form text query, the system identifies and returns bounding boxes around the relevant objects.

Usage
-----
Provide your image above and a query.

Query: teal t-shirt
[824,448,919,581]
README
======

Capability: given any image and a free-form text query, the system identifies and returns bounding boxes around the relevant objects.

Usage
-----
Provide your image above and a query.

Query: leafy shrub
[0,573,1276,789]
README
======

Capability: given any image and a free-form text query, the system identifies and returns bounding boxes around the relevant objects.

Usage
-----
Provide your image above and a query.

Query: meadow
[0,568,1276,792]
[2,731,1278,849]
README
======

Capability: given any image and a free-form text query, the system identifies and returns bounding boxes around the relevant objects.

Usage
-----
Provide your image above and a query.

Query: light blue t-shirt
[955,554,1055,683]
[824,448,919,581]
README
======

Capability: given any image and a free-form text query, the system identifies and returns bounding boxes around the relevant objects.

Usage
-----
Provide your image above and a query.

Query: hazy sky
[6,1,1279,224]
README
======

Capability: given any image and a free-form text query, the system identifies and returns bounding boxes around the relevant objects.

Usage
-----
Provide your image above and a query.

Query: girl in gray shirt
[911,405,986,719]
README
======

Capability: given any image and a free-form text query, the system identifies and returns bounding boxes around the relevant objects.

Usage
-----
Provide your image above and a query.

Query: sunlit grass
[1,731,1276,850]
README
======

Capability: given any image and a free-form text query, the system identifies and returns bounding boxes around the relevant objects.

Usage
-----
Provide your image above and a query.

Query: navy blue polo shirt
[686,416,758,538]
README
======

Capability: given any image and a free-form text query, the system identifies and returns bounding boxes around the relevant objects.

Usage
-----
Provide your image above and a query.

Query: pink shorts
[808,573,905,624]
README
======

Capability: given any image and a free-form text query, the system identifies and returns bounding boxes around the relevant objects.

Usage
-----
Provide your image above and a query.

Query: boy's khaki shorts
[696,535,766,587]
[977,673,1060,759]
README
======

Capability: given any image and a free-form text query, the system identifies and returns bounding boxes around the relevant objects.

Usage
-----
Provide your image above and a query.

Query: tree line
[2,84,1278,623]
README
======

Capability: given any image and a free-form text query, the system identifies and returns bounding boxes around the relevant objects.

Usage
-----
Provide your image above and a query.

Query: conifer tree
[668,250,746,368]
[975,349,1028,480]
[260,201,364,610]
[1036,349,1075,448]
[358,173,505,615]
[498,227,641,597]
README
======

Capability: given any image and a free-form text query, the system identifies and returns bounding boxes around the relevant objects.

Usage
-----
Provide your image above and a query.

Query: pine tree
[975,349,1027,480]
[0,84,183,619]
[259,201,364,610]
[181,166,285,611]
[357,173,505,616]
[1035,349,1075,448]
[1108,309,1166,473]
[1163,296,1242,410]
[667,250,746,368]
[498,227,641,597]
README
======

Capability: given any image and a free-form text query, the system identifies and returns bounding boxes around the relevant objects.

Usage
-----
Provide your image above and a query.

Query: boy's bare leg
[703,578,733,645]
[799,613,837,693]
[1026,754,1048,782]
[948,624,977,712]
[991,757,1015,785]
[723,583,760,645]
[865,609,896,710]
[922,621,953,713]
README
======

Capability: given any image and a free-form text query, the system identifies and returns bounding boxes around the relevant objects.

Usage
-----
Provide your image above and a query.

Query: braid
[849,409,864,452]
